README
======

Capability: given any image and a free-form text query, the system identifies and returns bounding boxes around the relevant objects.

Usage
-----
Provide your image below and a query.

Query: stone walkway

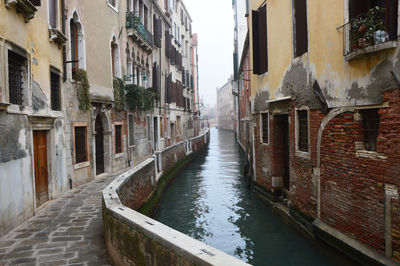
[0,172,121,266]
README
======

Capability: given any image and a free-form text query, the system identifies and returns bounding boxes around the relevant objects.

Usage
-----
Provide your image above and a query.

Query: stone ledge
[313,219,397,266]
[102,130,248,266]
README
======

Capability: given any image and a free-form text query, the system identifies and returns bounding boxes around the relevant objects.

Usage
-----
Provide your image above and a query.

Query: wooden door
[95,115,105,175]
[33,131,49,207]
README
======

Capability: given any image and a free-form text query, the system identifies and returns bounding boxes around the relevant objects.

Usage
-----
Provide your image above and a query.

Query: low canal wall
[102,129,249,266]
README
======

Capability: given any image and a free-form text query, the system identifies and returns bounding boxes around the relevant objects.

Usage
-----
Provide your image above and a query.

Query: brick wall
[319,89,400,255]
[161,142,186,174]
[117,159,155,210]
[290,108,324,219]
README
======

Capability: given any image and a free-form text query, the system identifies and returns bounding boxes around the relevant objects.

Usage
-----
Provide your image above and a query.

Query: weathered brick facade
[252,88,400,260]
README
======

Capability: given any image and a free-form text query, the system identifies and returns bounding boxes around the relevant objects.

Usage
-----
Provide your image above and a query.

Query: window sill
[74,161,90,170]
[5,0,37,22]
[356,150,387,160]
[49,28,67,46]
[114,153,124,159]
[345,41,397,61]
[296,150,310,160]
[0,103,10,111]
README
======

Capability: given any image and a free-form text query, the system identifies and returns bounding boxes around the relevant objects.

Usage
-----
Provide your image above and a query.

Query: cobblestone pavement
[0,172,122,266]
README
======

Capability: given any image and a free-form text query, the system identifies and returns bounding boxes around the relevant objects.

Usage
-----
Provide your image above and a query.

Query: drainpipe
[61,0,67,82]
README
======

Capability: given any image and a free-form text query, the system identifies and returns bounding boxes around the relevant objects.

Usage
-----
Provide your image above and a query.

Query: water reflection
[154,128,356,266]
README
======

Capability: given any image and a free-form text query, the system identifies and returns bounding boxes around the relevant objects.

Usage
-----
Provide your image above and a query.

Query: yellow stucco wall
[0,1,63,96]
[249,0,398,108]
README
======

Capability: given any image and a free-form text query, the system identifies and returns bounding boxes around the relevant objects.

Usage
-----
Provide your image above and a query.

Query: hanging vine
[113,77,125,111]
[74,69,91,111]
[125,84,157,114]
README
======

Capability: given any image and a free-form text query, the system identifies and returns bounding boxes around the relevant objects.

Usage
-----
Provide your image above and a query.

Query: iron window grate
[51,71,60,110]
[298,110,309,152]
[115,125,122,154]
[262,113,269,143]
[8,51,26,105]
[128,114,134,146]
[75,127,87,163]
[361,109,380,151]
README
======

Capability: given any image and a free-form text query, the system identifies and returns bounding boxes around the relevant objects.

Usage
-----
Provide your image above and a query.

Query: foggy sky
[185,0,234,107]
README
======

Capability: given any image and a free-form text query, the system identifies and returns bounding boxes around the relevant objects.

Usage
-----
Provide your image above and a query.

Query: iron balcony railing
[126,12,153,47]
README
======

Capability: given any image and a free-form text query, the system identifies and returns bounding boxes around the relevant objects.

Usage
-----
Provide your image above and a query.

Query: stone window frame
[295,105,311,160]
[107,0,119,13]
[50,66,62,111]
[72,122,90,169]
[4,42,31,109]
[114,122,124,156]
[68,10,86,80]
[259,111,269,145]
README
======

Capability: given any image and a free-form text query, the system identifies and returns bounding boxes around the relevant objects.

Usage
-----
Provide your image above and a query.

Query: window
[252,4,268,75]
[50,69,61,110]
[8,50,27,105]
[147,116,151,141]
[261,112,269,144]
[361,109,380,151]
[297,110,309,152]
[160,117,164,138]
[348,0,398,53]
[49,0,58,29]
[128,114,134,146]
[70,20,79,76]
[108,0,116,7]
[115,125,122,154]
[111,39,120,78]
[293,0,308,57]
[144,6,148,29]
[74,126,87,163]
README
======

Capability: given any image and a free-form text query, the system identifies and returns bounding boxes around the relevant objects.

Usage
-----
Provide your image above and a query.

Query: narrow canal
[154,128,357,266]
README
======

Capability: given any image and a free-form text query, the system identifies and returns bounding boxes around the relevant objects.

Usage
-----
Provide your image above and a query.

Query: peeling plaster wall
[249,0,400,111]
[0,113,33,237]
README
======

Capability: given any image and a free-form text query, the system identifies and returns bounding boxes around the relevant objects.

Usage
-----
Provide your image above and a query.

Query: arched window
[69,11,85,78]
[111,37,120,78]
[70,20,79,75]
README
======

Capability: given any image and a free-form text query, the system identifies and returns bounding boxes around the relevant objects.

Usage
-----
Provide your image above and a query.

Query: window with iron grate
[115,125,122,154]
[361,109,380,151]
[51,70,61,110]
[8,50,26,105]
[74,126,87,163]
[297,110,309,152]
[261,112,269,144]
[128,114,134,146]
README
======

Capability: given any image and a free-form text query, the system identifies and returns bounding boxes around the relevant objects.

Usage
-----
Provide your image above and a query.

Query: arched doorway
[95,115,104,175]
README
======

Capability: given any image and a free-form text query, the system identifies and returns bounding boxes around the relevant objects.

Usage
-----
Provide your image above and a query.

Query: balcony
[126,12,153,53]
[4,0,37,22]
[343,6,397,61]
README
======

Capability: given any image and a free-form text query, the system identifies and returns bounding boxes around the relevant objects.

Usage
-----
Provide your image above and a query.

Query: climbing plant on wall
[125,84,157,114]
[74,69,91,111]
[113,77,125,111]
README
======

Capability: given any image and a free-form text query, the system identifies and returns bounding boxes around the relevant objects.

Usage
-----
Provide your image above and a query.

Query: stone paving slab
[0,171,125,266]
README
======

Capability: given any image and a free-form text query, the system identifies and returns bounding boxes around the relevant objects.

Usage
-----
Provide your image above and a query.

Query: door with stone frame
[33,130,49,207]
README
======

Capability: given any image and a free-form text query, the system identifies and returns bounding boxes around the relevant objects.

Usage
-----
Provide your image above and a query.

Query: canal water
[154,128,357,266]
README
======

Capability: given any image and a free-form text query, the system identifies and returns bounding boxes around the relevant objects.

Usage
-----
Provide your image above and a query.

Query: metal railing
[342,6,390,56]
[126,12,153,47]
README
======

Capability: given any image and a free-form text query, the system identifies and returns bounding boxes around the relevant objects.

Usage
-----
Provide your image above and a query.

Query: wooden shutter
[154,18,162,48]
[294,0,308,57]
[387,0,398,41]
[258,4,268,74]
[252,10,261,74]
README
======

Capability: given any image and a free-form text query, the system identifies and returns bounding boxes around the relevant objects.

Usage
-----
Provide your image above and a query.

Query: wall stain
[0,113,28,163]
[32,80,48,111]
